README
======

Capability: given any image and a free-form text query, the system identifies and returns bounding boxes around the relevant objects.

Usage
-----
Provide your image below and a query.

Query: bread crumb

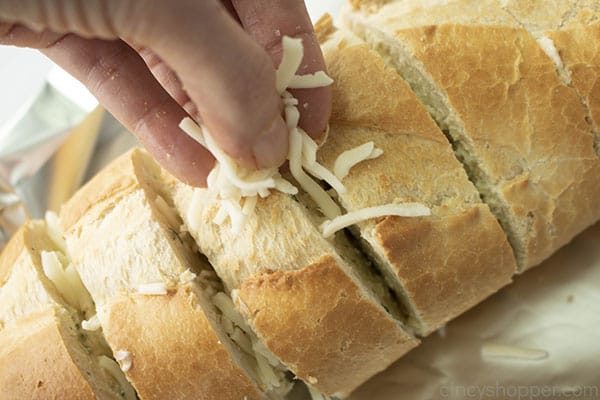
[307,375,318,384]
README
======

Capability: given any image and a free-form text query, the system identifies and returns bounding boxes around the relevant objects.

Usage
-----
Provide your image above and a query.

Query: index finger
[232,0,332,140]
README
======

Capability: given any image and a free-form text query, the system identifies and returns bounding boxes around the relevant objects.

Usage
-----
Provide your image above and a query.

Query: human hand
[0,1,331,187]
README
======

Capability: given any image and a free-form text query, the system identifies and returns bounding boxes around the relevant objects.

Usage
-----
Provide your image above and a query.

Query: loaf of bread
[343,0,600,271]
[1,1,599,398]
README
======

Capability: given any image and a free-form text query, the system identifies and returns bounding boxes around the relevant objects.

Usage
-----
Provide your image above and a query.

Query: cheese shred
[321,203,431,238]
[334,142,383,180]
[181,35,427,242]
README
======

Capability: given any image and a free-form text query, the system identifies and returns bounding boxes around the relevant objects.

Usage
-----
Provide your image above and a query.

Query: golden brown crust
[62,149,267,400]
[102,289,263,400]
[373,206,513,331]
[548,22,600,136]
[60,149,138,231]
[0,310,97,400]
[345,3,600,270]
[395,23,600,269]
[318,27,516,334]
[238,255,418,398]
[0,225,26,285]
[325,43,444,142]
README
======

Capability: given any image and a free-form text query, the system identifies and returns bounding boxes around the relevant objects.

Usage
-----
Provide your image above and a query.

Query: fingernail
[252,116,289,169]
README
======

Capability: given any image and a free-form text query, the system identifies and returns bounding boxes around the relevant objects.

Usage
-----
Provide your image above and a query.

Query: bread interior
[0,220,135,399]
[138,154,292,398]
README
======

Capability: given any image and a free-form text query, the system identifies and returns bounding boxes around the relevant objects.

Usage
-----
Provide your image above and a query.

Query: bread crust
[0,310,97,400]
[62,149,267,400]
[549,22,600,138]
[171,185,419,397]
[345,4,600,270]
[237,255,417,398]
[101,289,263,400]
[316,21,516,334]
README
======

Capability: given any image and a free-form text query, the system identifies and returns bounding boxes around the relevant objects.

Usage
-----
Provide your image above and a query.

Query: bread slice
[496,0,600,155]
[314,17,516,336]
[60,149,290,400]
[164,169,419,396]
[0,220,133,400]
[343,0,600,271]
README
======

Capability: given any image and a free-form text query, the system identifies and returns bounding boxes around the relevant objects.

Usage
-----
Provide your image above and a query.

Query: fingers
[0,23,215,187]
[0,0,289,169]
[129,0,289,169]
[231,0,332,140]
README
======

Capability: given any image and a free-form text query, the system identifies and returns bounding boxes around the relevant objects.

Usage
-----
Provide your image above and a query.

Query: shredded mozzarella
[182,35,427,242]
[137,282,168,296]
[45,211,67,252]
[321,203,431,238]
[334,142,383,180]
[288,127,341,219]
[98,356,137,400]
[115,350,133,372]
[275,36,304,93]
[41,250,91,312]
[82,314,101,331]
[537,36,571,84]
[178,269,197,285]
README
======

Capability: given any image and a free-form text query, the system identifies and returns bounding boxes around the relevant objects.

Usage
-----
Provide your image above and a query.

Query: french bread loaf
[0,220,134,399]
[316,15,516,335]
[60,149,290,400]
[343,0,600,271]
[1,1,599,398]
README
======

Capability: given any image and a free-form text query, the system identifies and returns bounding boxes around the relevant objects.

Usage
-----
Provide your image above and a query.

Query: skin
[0,0,332,187]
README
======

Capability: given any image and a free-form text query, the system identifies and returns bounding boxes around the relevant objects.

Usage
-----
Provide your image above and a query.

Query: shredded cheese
[115,350,133,372]
[82,314,101,331]
[481,343,549,361]
[181,34,428,243]
[275,36,305,93]
[537,36,571,84]
[334,142,383,180]
[320,203,431,238]
[288,126,341,219]
[98,356,137,400]
[178,269,197,285]
[45,211,67,252]
[41,250,92,312]
[136,282,168,296]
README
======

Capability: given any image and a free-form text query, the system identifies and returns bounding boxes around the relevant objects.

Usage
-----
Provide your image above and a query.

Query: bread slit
[0,220,135,399]
[344,1,600,271]
[61,148,287,400]
[312,17,516,335]
[166,172,418,398]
